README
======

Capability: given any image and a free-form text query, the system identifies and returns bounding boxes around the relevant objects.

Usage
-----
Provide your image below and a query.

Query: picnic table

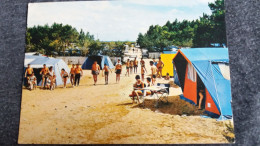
[134,84,169,107]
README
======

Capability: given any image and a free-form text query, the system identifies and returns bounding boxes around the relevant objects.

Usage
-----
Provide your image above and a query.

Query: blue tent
[163,51,177,54]
[82,55,114,69]
[24,55,70,86]
[173,48,232,120]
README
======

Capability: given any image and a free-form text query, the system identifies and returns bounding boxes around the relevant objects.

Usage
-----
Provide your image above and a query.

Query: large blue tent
[24,55,70,86]
[173,48,232,120]
[81,55,114,69]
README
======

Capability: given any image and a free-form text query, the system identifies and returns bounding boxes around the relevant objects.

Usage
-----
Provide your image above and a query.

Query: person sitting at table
[131,75,144,104]
[145,77,153,95]
[165,73,170,80]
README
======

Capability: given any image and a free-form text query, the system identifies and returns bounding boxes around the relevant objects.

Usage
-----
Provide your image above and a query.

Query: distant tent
[81,55,114,69]
[160,53,176,77]
[172,48,232,120]
[24,55,70,86]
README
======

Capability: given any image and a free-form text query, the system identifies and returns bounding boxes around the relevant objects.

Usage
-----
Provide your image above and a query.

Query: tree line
[136,0,226,52]
[26,23,134,57]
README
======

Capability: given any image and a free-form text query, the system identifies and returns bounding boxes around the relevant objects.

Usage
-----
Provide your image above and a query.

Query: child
[69,64,75,87]
[102,63,112,85]
[28,73,37,90]
[165,73,170,80]
[60,68,69,88]
[145,77,153,95]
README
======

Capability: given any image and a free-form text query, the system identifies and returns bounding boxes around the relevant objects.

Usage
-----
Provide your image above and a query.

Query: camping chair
[154,83,170,106]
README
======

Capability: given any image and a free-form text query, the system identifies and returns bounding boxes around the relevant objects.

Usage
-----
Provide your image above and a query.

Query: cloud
[27,0,214,41]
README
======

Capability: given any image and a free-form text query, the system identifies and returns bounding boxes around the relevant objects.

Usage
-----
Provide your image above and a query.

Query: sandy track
[18,59,230,144]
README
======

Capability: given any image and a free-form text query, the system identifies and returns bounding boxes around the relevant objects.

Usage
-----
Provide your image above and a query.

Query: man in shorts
[74,64,83,87]
[69,64,75,87]
[150,61,157,85]
[24,64,34,87]
[133,57,138,74]
[92,61,100,86]
[125,59,130,77]
[39,64,49,88]
[115,59,122,83]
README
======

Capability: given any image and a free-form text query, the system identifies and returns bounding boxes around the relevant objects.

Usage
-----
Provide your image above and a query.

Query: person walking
[102,63,112,85]
[115,59,122,83]
[125,59,130,77]
[134,57,138,74]
[91,61,100,86]
[69,64,76,87]
[74,64,83,87]
[60,68,69,88]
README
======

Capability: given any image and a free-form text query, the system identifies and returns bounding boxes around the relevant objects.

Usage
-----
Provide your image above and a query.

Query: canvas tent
[81,55,114,69]
[172,48,232,120]
[24,55,70,86]
[160,53,176,77]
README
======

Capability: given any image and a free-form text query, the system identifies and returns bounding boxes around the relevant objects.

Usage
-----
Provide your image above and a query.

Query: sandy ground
[18,59,232,144]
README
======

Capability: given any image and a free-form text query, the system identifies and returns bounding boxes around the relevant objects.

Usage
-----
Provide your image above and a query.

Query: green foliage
[137,0,226,49]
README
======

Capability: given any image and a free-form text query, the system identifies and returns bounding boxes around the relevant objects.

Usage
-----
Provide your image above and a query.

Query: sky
[27,0,216,41]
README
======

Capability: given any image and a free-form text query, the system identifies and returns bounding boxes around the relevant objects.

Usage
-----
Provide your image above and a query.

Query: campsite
[19,0,235,144]
[19,47,234,144]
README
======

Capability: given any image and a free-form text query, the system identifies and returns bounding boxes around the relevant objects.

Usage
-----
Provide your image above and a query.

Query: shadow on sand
[118,96,205,116]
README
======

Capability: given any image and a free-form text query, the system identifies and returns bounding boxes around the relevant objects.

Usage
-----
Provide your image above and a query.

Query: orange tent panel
[183,64,197,104]
[205,89,220,115]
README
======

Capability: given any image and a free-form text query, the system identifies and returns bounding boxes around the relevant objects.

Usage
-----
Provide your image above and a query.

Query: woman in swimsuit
[60,68,69,88]
[132,75,144,104]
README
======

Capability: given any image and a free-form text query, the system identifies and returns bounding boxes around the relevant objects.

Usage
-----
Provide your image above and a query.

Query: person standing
[115,59,122,83]
[141,66,146,81]
[130,60,134,74]
[39,64,49,88]
[69,64,76,87]
[140,58,147,72]
[150,61,157,85]
[102,63,112,85]
[24,64,34,87]
[125,59,130,77]
[74,64,83,87]
[91,61,100,86]
[157,57,164,78]
[133,57,138,74]
[60,69,69,88]
[48,66,56,90]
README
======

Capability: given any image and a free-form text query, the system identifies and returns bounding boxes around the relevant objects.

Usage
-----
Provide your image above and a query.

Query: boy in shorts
[102,63,112,85]
[125,59,130,77]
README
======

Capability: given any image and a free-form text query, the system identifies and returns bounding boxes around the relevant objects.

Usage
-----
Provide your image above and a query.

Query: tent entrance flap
[173,52,187,91]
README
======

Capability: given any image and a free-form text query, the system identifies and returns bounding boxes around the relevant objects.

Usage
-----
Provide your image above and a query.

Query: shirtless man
[69,64,75,87]
[140,58,147,72]
[115,59,122,83]
[157,57,164,78]
[74,64,83,87]
[102,63,112,85]
[92,61,100,86]
[39,64,49,88]
[125,59,130,77]
[24,64,34,87]
[133,57,138,74]
[150,61,157,85]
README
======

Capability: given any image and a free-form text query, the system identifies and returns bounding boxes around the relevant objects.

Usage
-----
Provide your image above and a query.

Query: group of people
[24,64,84,90]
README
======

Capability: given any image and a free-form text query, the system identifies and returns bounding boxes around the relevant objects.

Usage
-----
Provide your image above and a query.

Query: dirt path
[18,59,230,144]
